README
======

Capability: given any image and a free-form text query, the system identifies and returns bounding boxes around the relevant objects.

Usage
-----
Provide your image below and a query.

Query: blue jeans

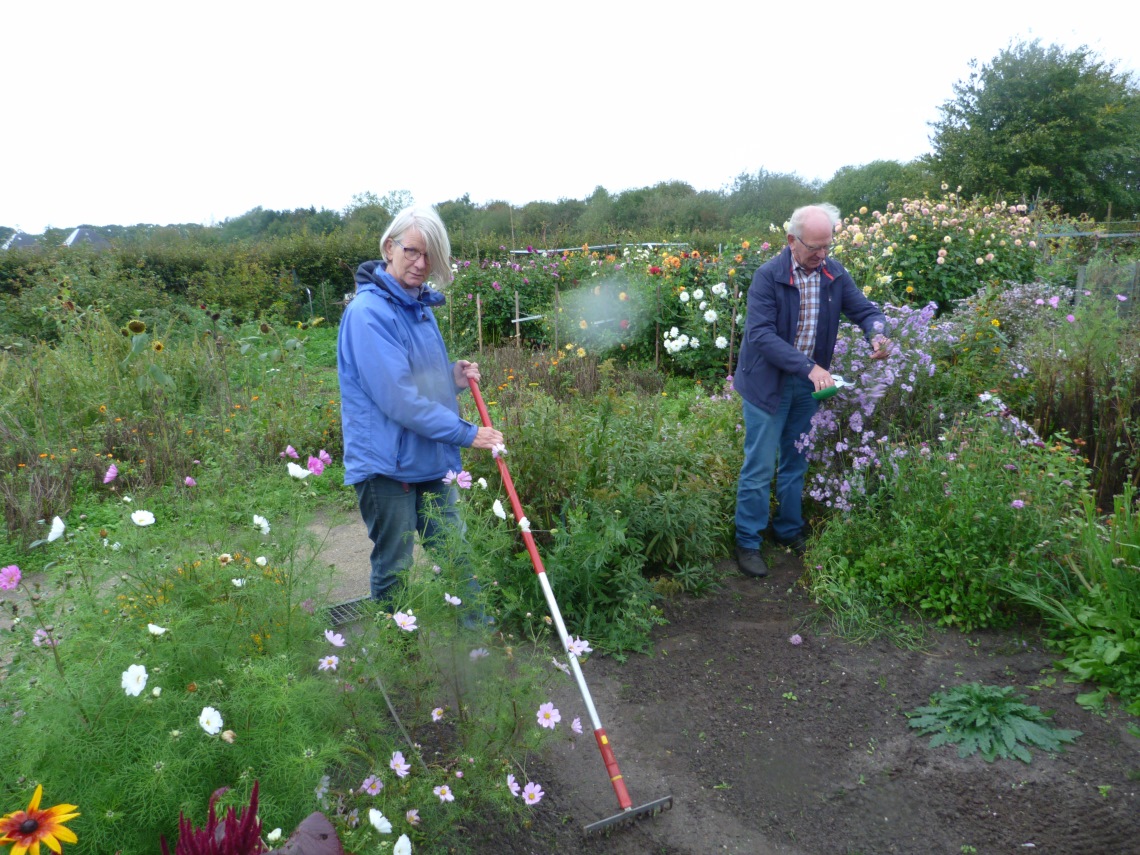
[735,377,819,549]
[354,474,465,602]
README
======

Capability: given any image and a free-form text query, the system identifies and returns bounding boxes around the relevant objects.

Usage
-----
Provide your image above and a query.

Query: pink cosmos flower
[318,655,339,671]
[571,717,583,735]
[551,657,570,675]
[318,449,333,465]
[184,476,197,487]
[432,707,444,722]
[361,774,383,795]
[536,702,561,730]
[442,470,458,486]
[104,464,118,484]
[507,773,521,797]
[469,648,489,661]
[307,456,325,476]
[390,751,411,778]
[325,629,346,647]
[406,809,420,826]
[1011,499,1025,509]
[0,565,21,590]
[522,782,545,805]
[393,611,418,632]
[1118,294,1129,302]
[789,634,803,646]
[434,785,455,803]
[284,445,299,459]
[33,628,57,647]
[456,470,472,489]
[1048,296,1060,308]
[566,636,592,658]
[444,593,461,606]
[1066,314,1076,323]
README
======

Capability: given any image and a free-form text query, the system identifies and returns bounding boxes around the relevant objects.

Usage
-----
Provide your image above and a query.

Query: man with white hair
[733,204,890,578]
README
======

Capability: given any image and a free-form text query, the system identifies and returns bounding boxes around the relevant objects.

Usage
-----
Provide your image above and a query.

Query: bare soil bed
[473,549,1140,855]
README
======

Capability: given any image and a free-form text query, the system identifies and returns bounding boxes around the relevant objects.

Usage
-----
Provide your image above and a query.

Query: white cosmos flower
[252,514,270,535]
[255,556,268,566]
[131,510,156,527]
[476,477,488,489]
[266,829,283,844]
[47,516,66,542]
[152,686,162,697]
[199,705,223,735]
[519,517,531,533]
[492,499,507,520]
[394,834,412,855]
[286,462,310,479]
[232,578,246,587]
[121,663,148,696]
[147,623,167,636]
[369,808,392,834]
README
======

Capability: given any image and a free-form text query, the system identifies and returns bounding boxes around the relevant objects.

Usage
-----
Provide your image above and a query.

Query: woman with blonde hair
[337,205,503,604]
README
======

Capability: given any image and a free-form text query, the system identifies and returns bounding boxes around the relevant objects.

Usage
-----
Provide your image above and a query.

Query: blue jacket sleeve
[837,272,887,341]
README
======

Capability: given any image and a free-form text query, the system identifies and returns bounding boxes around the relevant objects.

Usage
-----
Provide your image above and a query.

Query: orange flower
[0,784,80,855]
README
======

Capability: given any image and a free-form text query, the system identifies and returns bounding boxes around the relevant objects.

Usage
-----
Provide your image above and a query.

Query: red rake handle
[467,377,634,812]
[468,378,547,578]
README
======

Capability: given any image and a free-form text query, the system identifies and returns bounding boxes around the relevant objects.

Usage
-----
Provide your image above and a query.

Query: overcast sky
[2,0,1135,234]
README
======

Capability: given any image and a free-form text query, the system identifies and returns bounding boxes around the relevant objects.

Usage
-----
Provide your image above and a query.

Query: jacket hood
[354,259,446,308]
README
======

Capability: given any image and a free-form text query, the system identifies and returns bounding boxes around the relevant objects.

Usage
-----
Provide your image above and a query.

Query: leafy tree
[724,169,818,232]
[823,160,937,216]
[343,190,414,238]
[929,39,1140,218]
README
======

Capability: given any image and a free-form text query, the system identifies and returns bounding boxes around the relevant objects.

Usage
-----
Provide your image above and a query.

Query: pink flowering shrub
[830,190,1041,310]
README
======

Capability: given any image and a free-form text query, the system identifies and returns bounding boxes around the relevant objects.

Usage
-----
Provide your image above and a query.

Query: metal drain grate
[326,596,370,626]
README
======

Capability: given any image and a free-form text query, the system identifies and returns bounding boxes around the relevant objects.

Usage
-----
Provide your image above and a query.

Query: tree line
[3,39,1136,253]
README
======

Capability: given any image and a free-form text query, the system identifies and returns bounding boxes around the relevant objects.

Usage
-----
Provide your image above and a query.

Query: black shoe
[735,546,769,578]
[775,533,808,555]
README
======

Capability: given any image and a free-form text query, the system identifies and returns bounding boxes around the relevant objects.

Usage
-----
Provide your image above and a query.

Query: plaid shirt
[792,262,821,357]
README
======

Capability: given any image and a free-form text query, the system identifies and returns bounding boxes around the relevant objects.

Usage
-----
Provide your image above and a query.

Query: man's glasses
[794,234,833,253]
[394,239,429,264]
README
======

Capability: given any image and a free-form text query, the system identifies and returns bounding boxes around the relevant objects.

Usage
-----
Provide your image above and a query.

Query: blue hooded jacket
[734,247,886,413]
[337,260,478,485]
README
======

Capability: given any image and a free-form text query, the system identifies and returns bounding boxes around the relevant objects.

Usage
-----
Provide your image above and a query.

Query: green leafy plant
[908,683,1082,762]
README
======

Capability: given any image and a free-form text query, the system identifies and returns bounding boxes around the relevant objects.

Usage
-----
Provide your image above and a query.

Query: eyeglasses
[393,239,429,265]
[794,234,833,253]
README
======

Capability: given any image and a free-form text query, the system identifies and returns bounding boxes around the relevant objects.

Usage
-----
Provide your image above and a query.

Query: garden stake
[468,378,673,835]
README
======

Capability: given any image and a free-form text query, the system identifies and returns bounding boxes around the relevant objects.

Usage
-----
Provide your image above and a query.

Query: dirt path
[313,517,1140,854]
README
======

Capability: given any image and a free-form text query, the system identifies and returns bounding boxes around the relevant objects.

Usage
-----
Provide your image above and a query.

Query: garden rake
[468,378,673,835]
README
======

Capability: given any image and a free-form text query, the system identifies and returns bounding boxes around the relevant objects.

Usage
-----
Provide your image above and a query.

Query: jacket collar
[777,246,837,285]
[355,259,446,308]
